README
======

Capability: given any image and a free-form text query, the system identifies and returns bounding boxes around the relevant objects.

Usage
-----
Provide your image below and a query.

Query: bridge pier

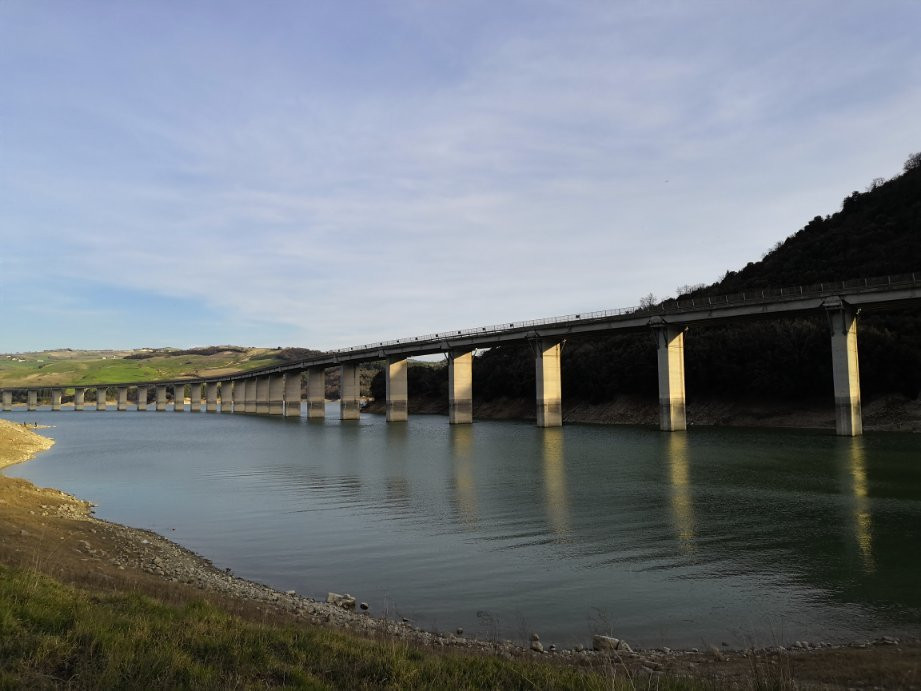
[27,390,37,411]
[189,383,201,412]
[284,373,301,417]
[206,382,218,413]
[340,364,360,420]
[827,300,862,437]
[117,386,128,411]
[2,390,11,411]
[96,387,107,411]
[255,377,269,414]
[533,338,563,427]
[653,324,687,432]
[173,384,184,412]
[74,388,85,411]
[137,385,148,411]
[156,385,167,411]
[219,381,231,412]
[448,350,473,424]
[244,378,257,413]
[386,357,408,422]
[269,375,285,415]
[232,380,245,413]
[307,368,326,418]
[52,389,62,411]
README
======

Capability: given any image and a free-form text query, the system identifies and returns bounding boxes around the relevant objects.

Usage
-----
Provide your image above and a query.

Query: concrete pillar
[448,350,474,424]
[74,388,85,411]
[117,386,128,411]
[51,389,62,411]
[137,385,148,411]
[339,364,360,420]
[269,375,285,415]
[96,387,107,411]
[189,383,201,412]
[827,301,862,437]
[27,390,37,411]
[233,379,247,413]
[155,385,167,412]
[245,378,257,413]
[206,382,218,413]
[219,381,232,413]
[173,384,184,412]
[307,368,326,419]
[2,390,11,411]
[653,324,687,432]
[284,373,301,417]
[533,338,563,427]
[255,377,270,414]
[386,357,408,422]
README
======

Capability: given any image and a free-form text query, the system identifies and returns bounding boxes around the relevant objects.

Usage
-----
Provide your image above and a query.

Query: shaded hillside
[371,154,921,413]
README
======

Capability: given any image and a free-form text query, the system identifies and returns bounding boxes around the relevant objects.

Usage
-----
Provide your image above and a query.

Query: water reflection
[450,426,477,527]
[842,438,874,573]
[667,433,695,553]
[541,428,570,537]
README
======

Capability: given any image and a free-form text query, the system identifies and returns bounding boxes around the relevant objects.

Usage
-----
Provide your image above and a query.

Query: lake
[3,406,920,649]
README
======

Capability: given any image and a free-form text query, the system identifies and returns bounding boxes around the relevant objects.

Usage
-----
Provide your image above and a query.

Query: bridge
[3,273,920,436]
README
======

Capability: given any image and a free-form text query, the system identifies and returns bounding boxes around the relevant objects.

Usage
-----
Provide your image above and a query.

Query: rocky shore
[2,418,919,688]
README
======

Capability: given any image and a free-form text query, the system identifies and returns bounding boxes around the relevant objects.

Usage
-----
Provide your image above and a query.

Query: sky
[1,1,920,352]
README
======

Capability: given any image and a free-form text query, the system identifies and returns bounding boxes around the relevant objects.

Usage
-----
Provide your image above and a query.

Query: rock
[360,602,369,610]
[456,628,464,636]
[285,590,296,596]
[548,644,557,652]
[592,635,632,653]
[574,644,584,652]
[326,592,356,610]
[530,640,544,653]
[530,633,540,642]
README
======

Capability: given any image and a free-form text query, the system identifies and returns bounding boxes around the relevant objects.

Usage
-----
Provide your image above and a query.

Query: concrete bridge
[3,273,920,436]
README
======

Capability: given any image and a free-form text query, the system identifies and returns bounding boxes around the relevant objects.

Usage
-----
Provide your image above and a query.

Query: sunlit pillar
[339,363,360,420]
[74,388,86,411]
[155,385,167,412]
[255,377,270,414]
[96,387,107,411]
[448,350,473,424]
[51,389,62,411]
[27,390,37,411]
[653,323,687,432]
[117,386,128,411]
[205,382,218,413]
[386,357,408,422]
[284,372,301,417]
[307,368,326,419]
[533,338,563,427]
[1,390,12,411]
[269,375,285,415]
[173,383,184,412]
[827,300,862,436]
[188,382,202,412]
[137,385,148,411]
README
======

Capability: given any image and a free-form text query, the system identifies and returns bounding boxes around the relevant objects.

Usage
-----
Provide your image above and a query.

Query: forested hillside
[370,154,921,418]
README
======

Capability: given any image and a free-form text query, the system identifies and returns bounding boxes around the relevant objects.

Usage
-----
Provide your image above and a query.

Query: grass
[0,565,661,690]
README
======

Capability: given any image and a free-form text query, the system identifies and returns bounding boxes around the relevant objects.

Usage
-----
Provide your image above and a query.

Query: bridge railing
[329,272,921,354]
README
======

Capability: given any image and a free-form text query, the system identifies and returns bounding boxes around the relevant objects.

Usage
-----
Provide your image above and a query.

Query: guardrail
[328,272,921,354]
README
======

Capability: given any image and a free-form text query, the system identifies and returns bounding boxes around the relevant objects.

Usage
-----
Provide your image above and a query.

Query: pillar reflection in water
[842,438,874,573]
[450,426,477,527]
[541,427,570,537]
[667,433,695,553]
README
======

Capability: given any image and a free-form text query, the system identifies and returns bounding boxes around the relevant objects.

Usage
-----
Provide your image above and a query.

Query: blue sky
[2,1,919,352]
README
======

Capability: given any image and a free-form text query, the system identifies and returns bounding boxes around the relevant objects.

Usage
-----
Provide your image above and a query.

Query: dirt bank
[1,418,919,688]
[364,393,921,431]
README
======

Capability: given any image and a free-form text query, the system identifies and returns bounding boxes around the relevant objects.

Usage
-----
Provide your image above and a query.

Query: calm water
[3,407,920,649]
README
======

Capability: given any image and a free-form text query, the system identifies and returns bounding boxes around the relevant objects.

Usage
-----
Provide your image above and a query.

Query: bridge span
[3,273,920,436]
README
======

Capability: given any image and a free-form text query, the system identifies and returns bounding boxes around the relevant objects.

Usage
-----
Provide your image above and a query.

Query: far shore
[1,417,919,688]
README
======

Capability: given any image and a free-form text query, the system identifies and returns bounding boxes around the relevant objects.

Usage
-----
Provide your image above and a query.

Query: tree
[904,152,921,172]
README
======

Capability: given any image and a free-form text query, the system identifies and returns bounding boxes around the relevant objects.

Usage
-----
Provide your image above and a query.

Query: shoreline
[2,418,919,687]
